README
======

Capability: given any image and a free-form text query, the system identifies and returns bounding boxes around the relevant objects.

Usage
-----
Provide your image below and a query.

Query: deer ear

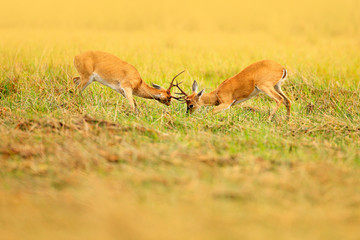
[152,83,163,89]
[196,89,205,100]
[197,89,205,97]
[192,80,198,93]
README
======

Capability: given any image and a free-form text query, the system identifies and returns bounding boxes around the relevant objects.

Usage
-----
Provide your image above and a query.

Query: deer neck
[135,81,165,99]
[200,91,219,106]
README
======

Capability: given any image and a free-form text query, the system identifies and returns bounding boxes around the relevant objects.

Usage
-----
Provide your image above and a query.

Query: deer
[174,60,291,120]
[72,51,184,110]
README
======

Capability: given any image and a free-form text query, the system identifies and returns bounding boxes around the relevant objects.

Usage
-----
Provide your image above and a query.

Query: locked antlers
[168,70,188,101]
[168,70,185,91]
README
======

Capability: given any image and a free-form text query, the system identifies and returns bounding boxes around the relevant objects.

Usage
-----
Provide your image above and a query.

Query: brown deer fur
[181,60,291,120]
[73,51,180,110]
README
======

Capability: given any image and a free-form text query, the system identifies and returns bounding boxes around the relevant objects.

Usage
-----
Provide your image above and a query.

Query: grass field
[1,0,360,239]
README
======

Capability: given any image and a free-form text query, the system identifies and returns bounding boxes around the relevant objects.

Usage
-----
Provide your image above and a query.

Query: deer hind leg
[274,84,291,118]
[258,86,284,120]
[73,76,80,85]
[73,74,93,93]
[74,58,95,92]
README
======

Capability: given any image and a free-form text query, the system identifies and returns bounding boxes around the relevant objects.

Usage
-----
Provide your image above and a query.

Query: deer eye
[189,104,194,109]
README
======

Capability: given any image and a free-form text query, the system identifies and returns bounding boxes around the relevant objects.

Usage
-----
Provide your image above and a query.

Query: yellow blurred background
[1,0,359,89]
[1,0,359,35]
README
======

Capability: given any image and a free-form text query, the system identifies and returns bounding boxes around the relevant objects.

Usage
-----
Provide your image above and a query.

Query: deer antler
[170,95,186,102]
[170,82,186,101]
[169,80,188,102]
[168,70,185,91]
[173,80,188,97]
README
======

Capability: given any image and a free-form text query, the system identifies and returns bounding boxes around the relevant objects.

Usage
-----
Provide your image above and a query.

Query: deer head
[174,80,205,113]
[151,70,185,106]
